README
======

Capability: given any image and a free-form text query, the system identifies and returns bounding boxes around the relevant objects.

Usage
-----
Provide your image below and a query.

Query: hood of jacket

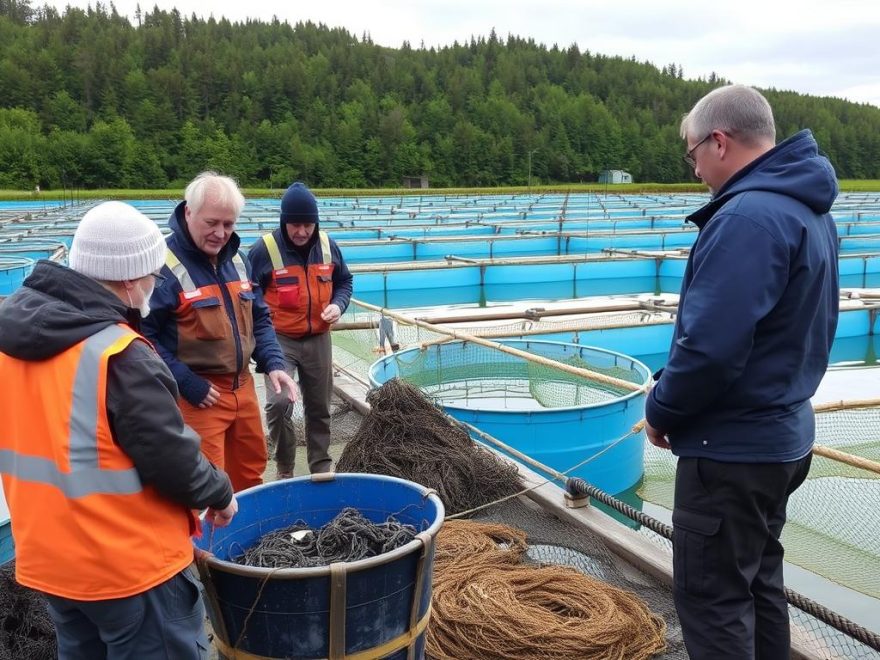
[688,129,838,228]
[278,221,321,256]
[0,260,131,360]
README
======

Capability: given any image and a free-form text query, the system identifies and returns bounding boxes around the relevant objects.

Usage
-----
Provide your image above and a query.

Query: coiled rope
[426,520,667,660]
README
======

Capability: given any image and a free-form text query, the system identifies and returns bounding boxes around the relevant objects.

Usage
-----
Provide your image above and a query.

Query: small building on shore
[402,175,429,189]
[598,170,633,184]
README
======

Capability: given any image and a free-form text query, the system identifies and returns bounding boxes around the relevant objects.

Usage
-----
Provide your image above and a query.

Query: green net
[332,300,656,401]
[340,322,644,410]
[330,301,880,650]
[527,354,643,407]
[638,404,880,601]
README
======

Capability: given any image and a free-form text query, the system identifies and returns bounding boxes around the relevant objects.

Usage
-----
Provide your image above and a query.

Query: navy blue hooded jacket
[142,202,286,406]
[645,130,839,462]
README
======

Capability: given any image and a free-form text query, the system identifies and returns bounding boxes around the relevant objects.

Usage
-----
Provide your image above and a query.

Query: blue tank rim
[0,237,66,246]
[368,338,651,414]
[0,256,34,268]
[196,472,445,578]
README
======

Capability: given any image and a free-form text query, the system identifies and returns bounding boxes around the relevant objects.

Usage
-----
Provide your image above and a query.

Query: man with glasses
[645,85,839,659]
[144,172,297,492]
[0,201,237,658]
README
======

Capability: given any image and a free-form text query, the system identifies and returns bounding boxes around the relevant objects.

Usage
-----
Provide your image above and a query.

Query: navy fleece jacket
[645,130,839,462]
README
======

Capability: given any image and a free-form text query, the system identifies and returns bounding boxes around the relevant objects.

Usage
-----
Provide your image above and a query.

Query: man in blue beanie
[248,183,353,476]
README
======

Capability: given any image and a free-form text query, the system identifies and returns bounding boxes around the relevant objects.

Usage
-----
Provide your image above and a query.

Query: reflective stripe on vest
[166,248,249,293]
[262,231,332,270]
[0,324,142,498]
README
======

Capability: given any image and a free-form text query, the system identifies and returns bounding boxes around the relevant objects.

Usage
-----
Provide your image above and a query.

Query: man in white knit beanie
[68,201,167,317]
[0,200,236,658]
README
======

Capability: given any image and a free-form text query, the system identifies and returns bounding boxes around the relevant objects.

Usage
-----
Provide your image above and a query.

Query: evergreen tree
[0,7,877,188]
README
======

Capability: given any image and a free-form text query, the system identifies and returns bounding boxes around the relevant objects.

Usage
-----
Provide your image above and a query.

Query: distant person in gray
[247,183,353,478]
[644,85,839,659]
[377,315,400,353]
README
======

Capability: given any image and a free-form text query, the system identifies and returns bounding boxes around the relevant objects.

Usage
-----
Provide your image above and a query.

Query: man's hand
[321,303,341,324]
[206,494,238,528]
[198,385,220,409]
[645,419,671,450]
[268,369,299,402]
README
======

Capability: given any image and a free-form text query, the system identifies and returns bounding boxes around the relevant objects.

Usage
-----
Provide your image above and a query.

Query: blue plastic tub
[0,481,13,563]
[0,520,12,565]
[193,473,444,660]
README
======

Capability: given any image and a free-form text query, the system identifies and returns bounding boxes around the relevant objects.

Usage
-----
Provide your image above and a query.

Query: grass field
[0,180,877,201]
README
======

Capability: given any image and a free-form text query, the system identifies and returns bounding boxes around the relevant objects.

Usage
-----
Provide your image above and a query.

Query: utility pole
[527,149,538,191]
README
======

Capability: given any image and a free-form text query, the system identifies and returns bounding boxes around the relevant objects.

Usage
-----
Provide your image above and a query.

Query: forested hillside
[1,0,879,189]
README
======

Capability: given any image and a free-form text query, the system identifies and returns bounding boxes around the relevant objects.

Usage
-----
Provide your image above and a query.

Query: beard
[128,283,154,318]
[139,282,154,317]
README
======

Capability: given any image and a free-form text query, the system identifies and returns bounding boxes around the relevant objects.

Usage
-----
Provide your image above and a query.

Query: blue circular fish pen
[369,339,651,494]
[0,257,34,297]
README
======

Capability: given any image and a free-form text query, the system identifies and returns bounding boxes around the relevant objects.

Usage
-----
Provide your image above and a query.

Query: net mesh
[328,304,880,657]
[0,563,56,660]
[637,403,880,658]
[334,302,646,411]
[331,301,669,386]
[638,404,880,602]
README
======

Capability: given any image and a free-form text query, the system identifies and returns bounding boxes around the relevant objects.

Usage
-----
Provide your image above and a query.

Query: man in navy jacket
[645,85,839,659]
[248,183,353,476]
[143,172,297,492]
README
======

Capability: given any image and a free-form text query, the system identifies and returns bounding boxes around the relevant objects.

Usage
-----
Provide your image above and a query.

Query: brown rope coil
[426,520,667,660]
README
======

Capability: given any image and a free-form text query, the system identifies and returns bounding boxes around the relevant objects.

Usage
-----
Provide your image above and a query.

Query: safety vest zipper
[214,261,243,389]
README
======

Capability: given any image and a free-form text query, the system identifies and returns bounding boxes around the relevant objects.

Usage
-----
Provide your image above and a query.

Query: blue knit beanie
[280,182,319,225]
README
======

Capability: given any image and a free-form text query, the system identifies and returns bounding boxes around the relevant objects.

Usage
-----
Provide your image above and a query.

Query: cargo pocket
[316,274,333,308]
[237,290,255,338]
[162,569,210,658]
[192,297,227,340]
[277,284,300,309]
[672,507,721,597]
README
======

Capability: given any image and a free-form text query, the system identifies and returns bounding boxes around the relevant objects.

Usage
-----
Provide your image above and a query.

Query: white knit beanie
[69,201,166,281]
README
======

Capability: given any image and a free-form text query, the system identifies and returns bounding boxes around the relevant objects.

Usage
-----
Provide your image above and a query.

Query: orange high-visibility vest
[0,323,196,600]
[164,248,256,375]
[261,231,335,338]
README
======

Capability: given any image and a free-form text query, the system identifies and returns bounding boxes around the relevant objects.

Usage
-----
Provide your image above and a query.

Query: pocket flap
[276,275,299,285]
[673,508,721,536]
[239,291,255,301]
[192,297,220,309]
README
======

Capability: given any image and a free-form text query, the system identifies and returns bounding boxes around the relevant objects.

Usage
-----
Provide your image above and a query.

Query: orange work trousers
[178,372,266,493]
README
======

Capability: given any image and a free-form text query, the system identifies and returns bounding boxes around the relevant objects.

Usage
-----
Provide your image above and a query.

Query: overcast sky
[45,0,880,107]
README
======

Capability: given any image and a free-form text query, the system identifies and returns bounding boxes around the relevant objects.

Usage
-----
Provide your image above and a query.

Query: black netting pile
[233,507,417,569]
[0,562,56,660]
[336,378,523,515]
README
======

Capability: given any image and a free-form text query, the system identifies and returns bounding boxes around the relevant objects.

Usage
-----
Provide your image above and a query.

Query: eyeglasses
[682,133,713,169]
[149,271,167,285]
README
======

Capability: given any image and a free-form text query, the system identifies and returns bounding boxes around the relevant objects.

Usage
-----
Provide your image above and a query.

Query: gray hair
[184,171,245,216]
[680,84,776,146]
